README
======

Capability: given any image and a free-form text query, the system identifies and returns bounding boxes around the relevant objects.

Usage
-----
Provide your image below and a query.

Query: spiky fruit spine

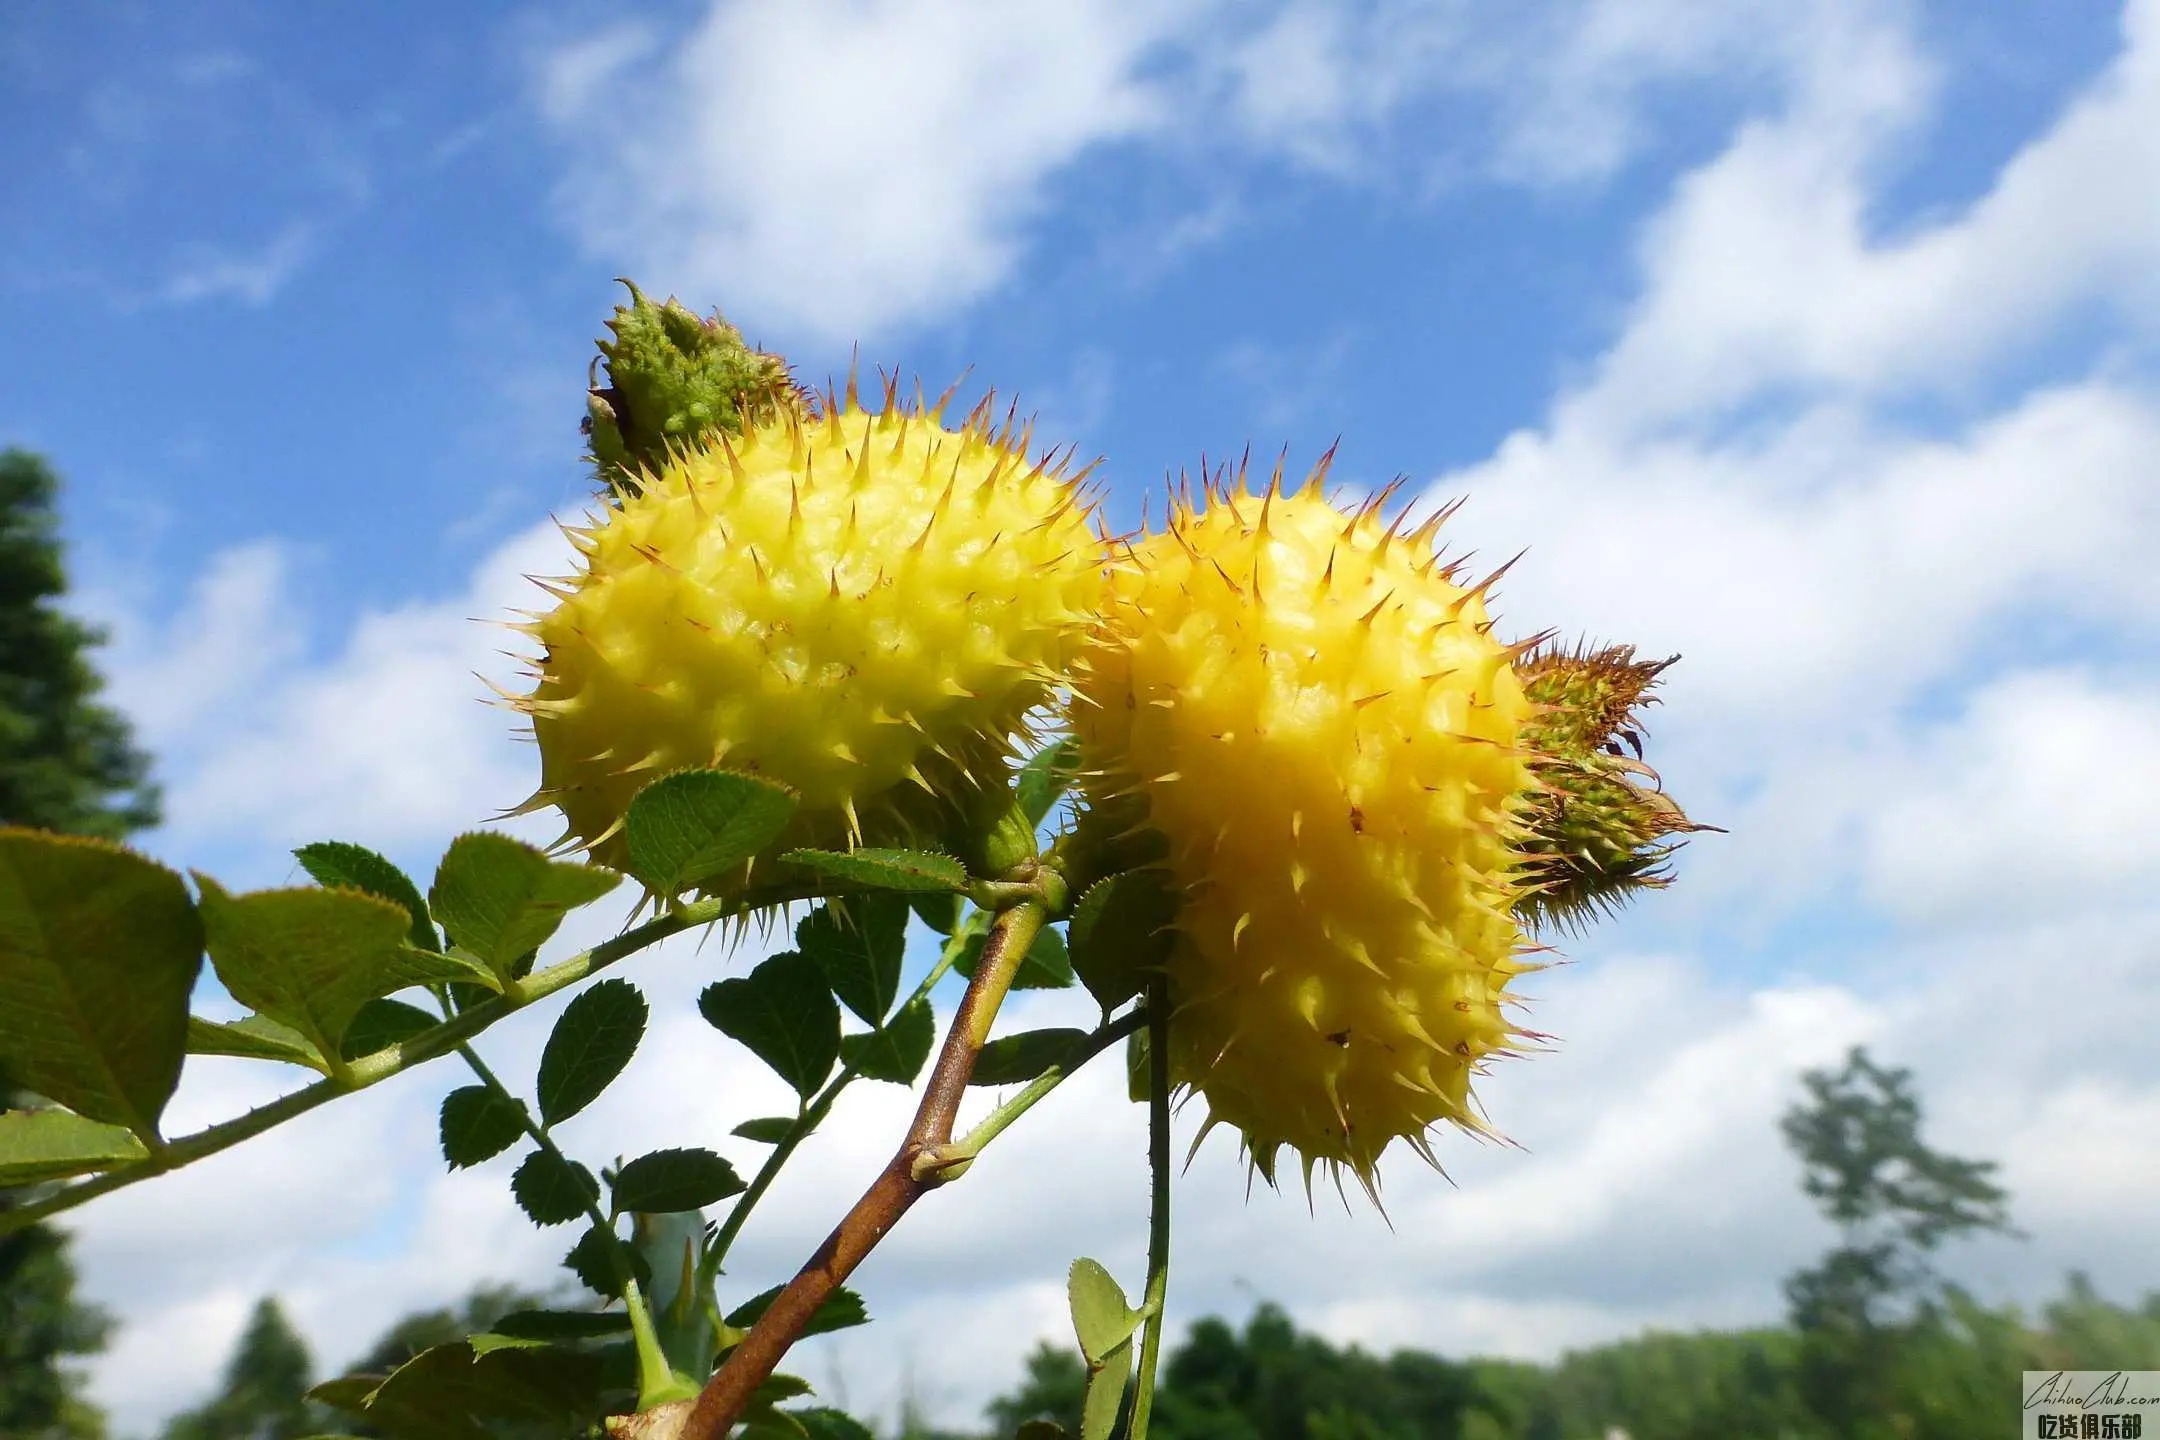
[521,377,1102,887]
[584,281,807,497]
[1513,642,1706,931]
[1070,456,1542,1192]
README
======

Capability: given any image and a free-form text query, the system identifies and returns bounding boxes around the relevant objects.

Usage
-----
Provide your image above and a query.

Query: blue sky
[5,1,2158,1433]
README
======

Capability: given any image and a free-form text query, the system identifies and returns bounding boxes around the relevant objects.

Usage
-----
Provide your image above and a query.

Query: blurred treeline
[967,1276,2160,1440]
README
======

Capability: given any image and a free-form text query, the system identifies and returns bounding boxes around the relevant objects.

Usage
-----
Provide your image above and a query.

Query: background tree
[2,446,160,1440]
[1779,1045,2018,1436]
[0,448,159,839]
[159,1298,318,1440]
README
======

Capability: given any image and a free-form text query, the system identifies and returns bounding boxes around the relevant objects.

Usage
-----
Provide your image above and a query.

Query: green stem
[455,1042,686,1407]
[696,917,980,1296]
[924,1005,1147,1178]
[0,895,737,1237]
[1126,977,1174,1440]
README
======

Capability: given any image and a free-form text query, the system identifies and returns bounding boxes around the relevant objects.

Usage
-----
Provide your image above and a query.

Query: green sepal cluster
[1514,642,1710,930]
[584,280,803,497]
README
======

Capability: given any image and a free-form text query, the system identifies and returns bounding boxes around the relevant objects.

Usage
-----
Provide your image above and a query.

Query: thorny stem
[454,1043,686,1406]
[1126,976,1174,1440]
[0,895,737,1237]
[681,898,1049,1439]
[696,919,980,1293]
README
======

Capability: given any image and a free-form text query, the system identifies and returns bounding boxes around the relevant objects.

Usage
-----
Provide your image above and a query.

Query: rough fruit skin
[1070,464,1538,1189]
[522,385,1101,883]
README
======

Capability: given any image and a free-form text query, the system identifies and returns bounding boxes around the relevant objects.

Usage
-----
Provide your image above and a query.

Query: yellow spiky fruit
[1070,457,1540,1192]
[518,379,1102,885]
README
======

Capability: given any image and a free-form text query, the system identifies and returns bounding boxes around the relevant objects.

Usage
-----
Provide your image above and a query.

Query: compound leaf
[610,1147,744,1213]
[0,831,202,1138]
[428,833,618,984]
[1017,737,1081,826]
[563,1223,651,1299]
[955,922,1074,991]
[699,952,838,1099]
[778,847,967,893]
[196,877,450,1063]
[971,1028,1088,1087]
[1069,870,1178,1011]
[343,1339,608,1437]
[0,1107,148,1185]
[838,998,935,1085]
[624,769,797,895]
[725,1284,868,1338]
[1068,1258,1142,1366]
[796,895,906,1026]
[511,1149,598,1227]
[339,998,440,1061]
[438,1085,524,1169]
[186,1014,325,1072]
[535,979,646,1127]
[294,841,439,951]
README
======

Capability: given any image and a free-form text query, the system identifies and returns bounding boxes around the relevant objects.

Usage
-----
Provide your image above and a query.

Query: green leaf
[699,952,839,1099]
[610,1147,745,1213]
[971,1028,1088,1087]
[778,846,968,893]
[1068,869,1179,1010]
[346,1340,608,1438]
[793,1410,877,1440]
[339,998,440,1061]
[1068,1258,1142,1366]
[732,1116,797,1144]
[796,895,906,1026]
[463,1332,549,1358]
[427,832,619,983]
[196,877,454,1063]
[535,978,646,1127]
[186,1014,326,1071]
[839,999,935,1085]
[563,1223,651,1299]
[294,841,440,951]
[307,1376,382,1411]
[512,1149,598,1226]
[724,1284,869,1338]
[624,768,797,895]
[488,1309,630,1343]
[0,1107,148,1184]
[908,890,964,935]
[438,1085,525,1169]
[1081,1345,1131,1440]
[1017,736,1081,826]
[0,831,202,1138]
[955,923,1074,991]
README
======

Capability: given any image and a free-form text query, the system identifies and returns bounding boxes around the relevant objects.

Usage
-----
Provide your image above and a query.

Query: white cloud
[536,0,1189,345]
[1574,0,2160,432]
[102,519,572,881]
[1862,668,2160,920]
[155,220,319,308]
[527,0,1943,351]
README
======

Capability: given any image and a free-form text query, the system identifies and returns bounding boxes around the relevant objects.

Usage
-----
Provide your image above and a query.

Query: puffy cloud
[535,0,1189,345]
[99,520,572,882]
